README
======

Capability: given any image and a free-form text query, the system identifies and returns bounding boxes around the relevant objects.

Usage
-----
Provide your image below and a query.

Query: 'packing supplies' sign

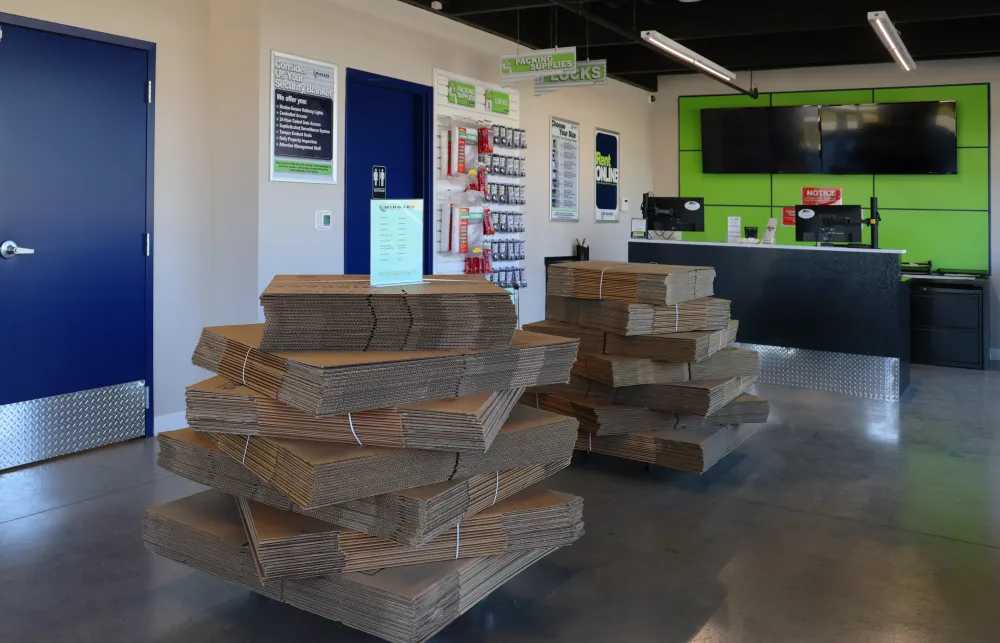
[595,129,620,222]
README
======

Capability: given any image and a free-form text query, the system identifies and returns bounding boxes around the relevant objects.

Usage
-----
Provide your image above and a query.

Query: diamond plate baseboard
[0,381,146,470]
[737,344,900,401]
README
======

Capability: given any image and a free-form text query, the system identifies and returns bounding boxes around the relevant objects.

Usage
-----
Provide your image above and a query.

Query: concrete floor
[2,364,1000,642]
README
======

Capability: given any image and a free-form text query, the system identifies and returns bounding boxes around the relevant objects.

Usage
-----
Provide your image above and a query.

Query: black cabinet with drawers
[909,277,990,370]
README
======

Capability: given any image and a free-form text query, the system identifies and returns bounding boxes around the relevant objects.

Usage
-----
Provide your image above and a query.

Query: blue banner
[595,129,620,222]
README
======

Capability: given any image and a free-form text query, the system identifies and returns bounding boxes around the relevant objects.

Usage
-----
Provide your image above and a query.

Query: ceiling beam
[444,0,601,17]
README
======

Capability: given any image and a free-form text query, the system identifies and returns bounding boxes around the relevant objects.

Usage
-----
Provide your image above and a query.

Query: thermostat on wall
[316,210,332,230]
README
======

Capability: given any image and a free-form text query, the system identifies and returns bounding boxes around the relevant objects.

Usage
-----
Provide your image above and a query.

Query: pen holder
[576,245,590,261]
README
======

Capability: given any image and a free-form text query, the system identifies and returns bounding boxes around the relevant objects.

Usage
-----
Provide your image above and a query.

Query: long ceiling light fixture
[867,11,915,71]
[640,30,757,97]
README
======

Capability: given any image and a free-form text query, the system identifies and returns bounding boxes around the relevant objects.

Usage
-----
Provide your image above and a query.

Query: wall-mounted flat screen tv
[700,107,770,173]
[700,106,821,174]
[820,101,957,174]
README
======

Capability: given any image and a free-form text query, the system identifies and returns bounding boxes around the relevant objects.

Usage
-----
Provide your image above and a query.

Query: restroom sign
[372,165,386,200]
[801,187,842,206]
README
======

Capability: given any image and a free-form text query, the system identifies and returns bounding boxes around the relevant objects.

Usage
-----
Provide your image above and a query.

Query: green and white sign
[447,80,477,108]
[535,60,607,93]
[485,89,510,115]
[500,47,577,85]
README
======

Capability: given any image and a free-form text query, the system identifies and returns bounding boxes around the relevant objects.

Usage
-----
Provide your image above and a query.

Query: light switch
[622,198,630,212]
[316,210,332,230]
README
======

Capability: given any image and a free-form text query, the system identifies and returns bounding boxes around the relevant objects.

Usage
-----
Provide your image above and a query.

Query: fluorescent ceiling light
[640,30,735,83]
[867,11,915,72]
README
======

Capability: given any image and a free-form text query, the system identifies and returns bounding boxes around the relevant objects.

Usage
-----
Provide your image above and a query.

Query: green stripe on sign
[275,160,333,175]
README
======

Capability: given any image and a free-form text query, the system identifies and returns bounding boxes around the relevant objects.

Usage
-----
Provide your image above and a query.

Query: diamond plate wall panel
[0,381,146,470]
[737,344,900,401]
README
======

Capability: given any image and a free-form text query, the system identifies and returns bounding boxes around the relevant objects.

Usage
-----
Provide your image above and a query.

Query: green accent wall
[677,84,990,271]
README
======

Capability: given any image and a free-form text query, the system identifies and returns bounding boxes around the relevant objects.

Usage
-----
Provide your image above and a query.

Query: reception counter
[628,240,909,400]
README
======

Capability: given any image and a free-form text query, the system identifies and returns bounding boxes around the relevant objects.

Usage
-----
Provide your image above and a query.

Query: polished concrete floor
[3,364,1000,642]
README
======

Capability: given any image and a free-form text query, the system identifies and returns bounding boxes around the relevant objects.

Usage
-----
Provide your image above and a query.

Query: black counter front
[628,240,909,397]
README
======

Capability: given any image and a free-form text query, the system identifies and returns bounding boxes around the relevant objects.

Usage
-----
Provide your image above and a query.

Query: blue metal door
[343,69,433,275]
[0,19,152,467]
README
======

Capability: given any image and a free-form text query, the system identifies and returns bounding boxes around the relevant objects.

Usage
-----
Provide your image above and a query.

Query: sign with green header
[485,89,510,114]
[500,47,577,84]
[447,80,477,108]
[535,60,607,93]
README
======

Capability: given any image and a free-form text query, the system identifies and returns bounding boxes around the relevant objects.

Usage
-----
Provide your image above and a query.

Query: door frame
[344,68,434,274]
[0,12,156,436]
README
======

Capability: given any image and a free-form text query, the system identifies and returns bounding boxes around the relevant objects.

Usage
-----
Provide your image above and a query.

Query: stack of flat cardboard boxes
[144,275,584,643]
[524,261,769,474]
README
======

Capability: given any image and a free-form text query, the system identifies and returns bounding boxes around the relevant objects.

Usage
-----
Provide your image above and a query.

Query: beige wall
[255,0,654,323]
[0,0,654,421]
[653,61,1000,351]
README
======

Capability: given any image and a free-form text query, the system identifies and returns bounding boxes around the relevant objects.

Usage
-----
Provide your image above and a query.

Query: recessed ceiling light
[677,0,702,3]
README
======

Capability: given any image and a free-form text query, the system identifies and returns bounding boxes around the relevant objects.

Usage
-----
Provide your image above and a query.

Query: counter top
[631,238,906,254]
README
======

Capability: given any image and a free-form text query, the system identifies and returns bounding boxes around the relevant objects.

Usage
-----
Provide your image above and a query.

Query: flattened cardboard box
[192,324,579,416]
[576,423,760,473]
[143,490,562,643]
[570,347,759,388]
[260,274,517,352]
[158,429,570,547]
[202,404,579,508]
[187,375,524,453]
[238,486,584,581]
[523,319,739,363]
[546,295,731,335]
[546,261,715,305]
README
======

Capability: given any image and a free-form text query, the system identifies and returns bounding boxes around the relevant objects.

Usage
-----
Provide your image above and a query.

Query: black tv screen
[701,107,770,173]
[701,106,821,174]
[770,106,822,174]
[820,101,957,174]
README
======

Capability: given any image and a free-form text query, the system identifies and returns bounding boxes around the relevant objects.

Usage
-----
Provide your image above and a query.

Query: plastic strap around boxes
[347,413,362,446]
[675,304,679,332]
[241,347,252,387]
[492,471,500,506]
[455,523,461,559]
[588,433,592,453]
[242,435,250,465]
[597,264,632,300]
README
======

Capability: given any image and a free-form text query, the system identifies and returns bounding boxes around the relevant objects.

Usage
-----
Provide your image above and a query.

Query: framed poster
[550,116,579,221]
[595,128,620,222]
[270,51,337,184]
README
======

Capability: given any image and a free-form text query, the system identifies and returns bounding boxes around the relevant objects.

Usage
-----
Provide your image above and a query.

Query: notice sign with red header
[782,207,797,227]
[801,187,843,206]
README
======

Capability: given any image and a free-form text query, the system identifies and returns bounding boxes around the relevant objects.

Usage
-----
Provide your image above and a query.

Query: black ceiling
[399,0,1000,91]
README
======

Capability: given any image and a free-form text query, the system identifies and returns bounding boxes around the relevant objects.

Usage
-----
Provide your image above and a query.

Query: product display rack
[433,70,527,324]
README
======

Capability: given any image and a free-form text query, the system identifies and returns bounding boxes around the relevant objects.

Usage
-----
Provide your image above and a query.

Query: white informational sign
[370,200,424,287]
[630,218,647,239]
[270,51,337,184]
[763,218,778,244]
[550,117,580,222]
[727,216,742,243]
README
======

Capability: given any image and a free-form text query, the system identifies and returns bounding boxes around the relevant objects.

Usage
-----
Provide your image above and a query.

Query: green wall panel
[678,94,770,151]
[680,206,771,243]
[874,84,988,148]
[772,174,875,209]
[877,210,989,270]
[875,148,989,211]
[679,151,771,206]
[770,89,873,107]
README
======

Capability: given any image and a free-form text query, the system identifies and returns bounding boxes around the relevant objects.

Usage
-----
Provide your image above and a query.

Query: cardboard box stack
[143,275,585,643]
[524,261,769,474]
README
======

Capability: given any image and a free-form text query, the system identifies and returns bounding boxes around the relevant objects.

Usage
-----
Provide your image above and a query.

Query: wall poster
[595,128,620,222]
[270,51,337,184]
[550,116,579,221]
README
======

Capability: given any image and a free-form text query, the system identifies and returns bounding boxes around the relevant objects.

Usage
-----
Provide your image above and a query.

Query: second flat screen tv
[820,101,957,174]
[701,106,821,174]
